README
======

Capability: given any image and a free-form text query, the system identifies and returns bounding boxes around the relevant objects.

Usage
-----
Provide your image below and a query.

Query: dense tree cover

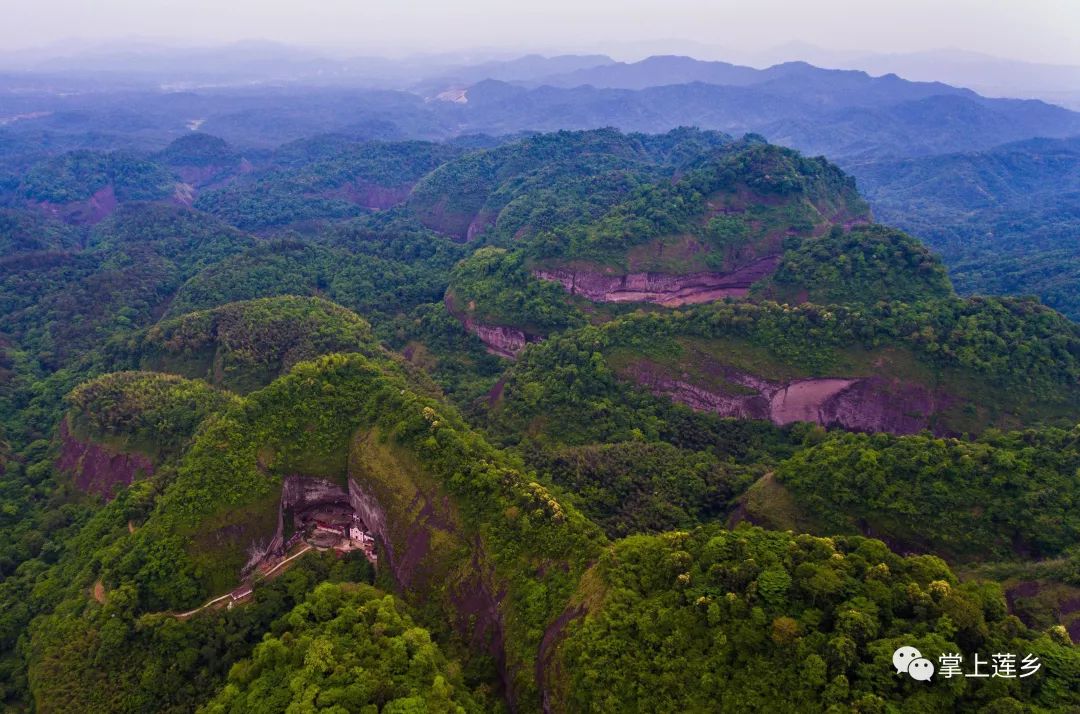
[194,141,462,230]
[383,301,505,412]
[193,184,364,231]
[951,248,1080,326]
[407,127,735,239]
[774,426,1080,561]
[108,296,382,393]
[203,583,484,713]
[166,218,466,324]
[1,204,255,368]
[1,127,1079,714]
[447,247,586,333]
[154,133,241,169]
[855,136,1080,320]
[556,525,1080,712]
[488,327,798,458]
[0,206,254,504]
[491,297,1080,451]
[0,206,468,698]
[25,544,374,714]
[424,134,891,330]
[514,139,868,269]
[529,441,760,538]
[17,150,176,203]
[768,224,954,305]
[98,352,601,709]
[472,125,749,243]
[66,371,237,457]
[0,209,81,256]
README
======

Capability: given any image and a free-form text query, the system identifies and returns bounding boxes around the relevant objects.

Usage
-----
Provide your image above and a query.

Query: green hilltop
[2,128,1079,713]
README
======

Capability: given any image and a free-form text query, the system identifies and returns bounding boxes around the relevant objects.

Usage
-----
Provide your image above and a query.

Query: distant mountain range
[855,136,1080,318]
[4,40,1079,106]
[2,47,1080,316]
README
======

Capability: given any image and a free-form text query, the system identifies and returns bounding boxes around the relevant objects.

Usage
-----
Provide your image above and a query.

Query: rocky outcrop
[56,420,154,499]
[281,475,350,512]
[450,539,510,707]
[770,379,861,424]
[446,294,539,358]
[413,196,477,240]
[334,181,413,210]
[819,378,944,435]
[251,475,352,572]
[629,363,944,435]
[347,431,515,706]
[467,319,534,358]
[347,475,429,587]
[172,182,195,206]
[538,605,587,714]
[466,209,497,241]
[532,255,780,306]
[35,185,118,225]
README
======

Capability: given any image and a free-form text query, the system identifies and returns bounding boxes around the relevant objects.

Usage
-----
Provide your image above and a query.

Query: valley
[0,50,1078,712]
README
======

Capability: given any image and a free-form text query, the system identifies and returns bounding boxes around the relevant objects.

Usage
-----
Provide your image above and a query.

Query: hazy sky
[5,0,1080,64]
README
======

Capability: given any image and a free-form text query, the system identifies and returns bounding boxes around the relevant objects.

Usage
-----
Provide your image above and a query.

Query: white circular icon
[892,645,923,674]
[908,657,935,681]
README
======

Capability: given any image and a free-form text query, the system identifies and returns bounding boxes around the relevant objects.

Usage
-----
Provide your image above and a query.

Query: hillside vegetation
[1,127,1079,713]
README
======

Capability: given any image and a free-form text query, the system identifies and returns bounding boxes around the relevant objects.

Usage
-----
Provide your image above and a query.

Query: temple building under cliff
[273,476,379,566]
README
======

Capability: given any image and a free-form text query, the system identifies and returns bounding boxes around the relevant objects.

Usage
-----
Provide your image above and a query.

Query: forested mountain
[1,122,1079,713]
[4,52,1079,320]
[855,136,1080,319]
[3,56,1079,159]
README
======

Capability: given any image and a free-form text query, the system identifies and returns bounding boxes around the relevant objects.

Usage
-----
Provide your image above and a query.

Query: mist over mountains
[3,44,1080,318]
[5,29,1080,713]
[3,47,1079,157]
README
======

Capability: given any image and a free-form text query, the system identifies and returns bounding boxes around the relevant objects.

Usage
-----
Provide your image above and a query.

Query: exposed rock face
[255,475,352,571]
[533,255,780,306]
[280,475,350,511]
[414,196,476,240]
[449,539,510,707]
[446,294,539,358]
[335,182,413,210]
[347,475,432,587]
[770,379,860,424]
[537,605,586,714]
[820,378,943,435]
[629,363,944,434]
[348,476,388,554]
[466,319,534,358]
[56,420,154,500]
[347,434,515,707]
[35,185,118,225]
[172,182,195,206]
[466,209,497,241]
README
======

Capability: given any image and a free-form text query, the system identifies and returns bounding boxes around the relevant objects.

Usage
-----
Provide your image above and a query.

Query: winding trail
[262,543,314,578]
[173,544,314,620]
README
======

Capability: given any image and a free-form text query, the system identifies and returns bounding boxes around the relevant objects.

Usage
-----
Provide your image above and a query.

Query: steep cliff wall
[533,255,780,306]
[56,419,155,499]
[35,185,118,225]
[465,319,534,358]
[334,181,413,210]
[627,362,944,435]
[446,293,540,358]
[261,475,352,560]
[347,428,513,704]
